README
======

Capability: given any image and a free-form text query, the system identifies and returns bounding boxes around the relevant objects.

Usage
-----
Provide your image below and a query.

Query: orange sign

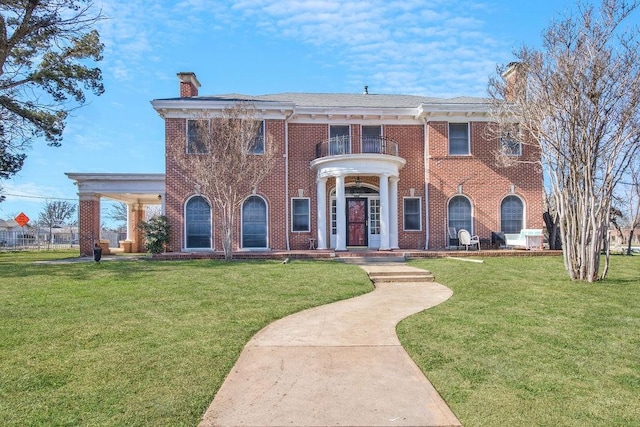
[15,212,30,227]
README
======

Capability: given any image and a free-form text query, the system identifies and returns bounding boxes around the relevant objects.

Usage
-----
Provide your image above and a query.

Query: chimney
[502,62,525,102]
[177,72,201,97]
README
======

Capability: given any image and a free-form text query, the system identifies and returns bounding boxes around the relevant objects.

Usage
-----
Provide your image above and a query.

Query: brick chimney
[502,62,525,102]
[177,72,201,97]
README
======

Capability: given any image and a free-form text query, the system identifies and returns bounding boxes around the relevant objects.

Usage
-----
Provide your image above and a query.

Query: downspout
[284,110,294,251]
[423,119,430,250]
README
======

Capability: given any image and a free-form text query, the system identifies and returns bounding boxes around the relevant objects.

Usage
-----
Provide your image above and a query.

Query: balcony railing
[315,136,399,158]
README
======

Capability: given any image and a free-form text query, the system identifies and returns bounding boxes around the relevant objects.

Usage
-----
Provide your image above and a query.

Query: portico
[311,153,405,251]
[66,173,165,256]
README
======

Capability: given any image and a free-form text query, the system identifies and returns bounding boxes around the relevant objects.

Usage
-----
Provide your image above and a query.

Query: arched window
[185,196,211,248]
[501,195,524,234]
[242,196,267,248]
[448,195,472,234]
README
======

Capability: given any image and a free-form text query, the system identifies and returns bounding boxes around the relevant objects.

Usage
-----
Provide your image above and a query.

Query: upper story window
[449,123,469,155]
[362,125,382,153]
[500,126,522,156]
[329,125,351,155]
[187,119,208,154]
[250,121,265,154]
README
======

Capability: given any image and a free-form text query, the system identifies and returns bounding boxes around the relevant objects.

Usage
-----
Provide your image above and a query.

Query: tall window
[187,120,208,154]
[362,125,382,153]
[449,123,470,155]
[448,195,472,233]
[403,197,421,231]
[291,198,310,232]
[242,196,267,248]
[250,121,265,154]
[501,195,524,233]
[329,125,350,155]
[185,196,211,248]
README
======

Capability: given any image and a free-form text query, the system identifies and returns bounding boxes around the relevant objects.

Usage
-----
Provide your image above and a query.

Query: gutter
[284,110,295,251]
[424,119,430,250]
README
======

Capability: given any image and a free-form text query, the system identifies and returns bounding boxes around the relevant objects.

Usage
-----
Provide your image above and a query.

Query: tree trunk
[627,229,635,256]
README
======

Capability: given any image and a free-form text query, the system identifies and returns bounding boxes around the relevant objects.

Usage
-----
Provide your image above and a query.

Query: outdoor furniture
[308,238,316,250]
[458,229,480,250]
[505,229,543,250]
[448,227,458,248]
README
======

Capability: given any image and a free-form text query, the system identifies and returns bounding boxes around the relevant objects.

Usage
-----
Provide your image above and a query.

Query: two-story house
[69,67,543,256]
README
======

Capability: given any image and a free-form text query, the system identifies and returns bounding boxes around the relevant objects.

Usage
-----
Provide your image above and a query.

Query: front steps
[368,269,435,284]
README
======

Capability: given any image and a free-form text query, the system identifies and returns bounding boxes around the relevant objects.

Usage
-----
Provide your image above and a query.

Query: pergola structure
[66,173,165,256]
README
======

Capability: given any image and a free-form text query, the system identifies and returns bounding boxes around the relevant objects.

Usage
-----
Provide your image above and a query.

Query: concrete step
[370,270,432,277]
[368,272,435,283]
[336,255,407,264]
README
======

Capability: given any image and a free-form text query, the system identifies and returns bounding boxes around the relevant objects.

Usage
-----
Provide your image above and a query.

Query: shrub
[138,216,170,253]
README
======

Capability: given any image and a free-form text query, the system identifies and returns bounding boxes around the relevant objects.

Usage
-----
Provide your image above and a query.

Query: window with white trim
[369,199,380,234]
[501,195,524,233]
[185,196,211,248]
[449,123,469,155]
[500,125,522,156]
[291,198,310,232]
[242,196,267,248]
[331,199,337,235]
[448,195,472,234]
[403,197,422,231]
[187,119,208,154]
[250,121,265,154]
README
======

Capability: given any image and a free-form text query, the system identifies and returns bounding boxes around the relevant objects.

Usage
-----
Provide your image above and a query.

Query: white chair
[458,229,480,250]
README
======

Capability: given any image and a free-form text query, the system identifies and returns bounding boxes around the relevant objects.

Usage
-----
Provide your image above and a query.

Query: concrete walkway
[199,262,461,427]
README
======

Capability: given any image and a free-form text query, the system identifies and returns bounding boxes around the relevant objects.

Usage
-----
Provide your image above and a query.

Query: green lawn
[400,255,640,426]
[2,252,639,426]
[0,251,372,426]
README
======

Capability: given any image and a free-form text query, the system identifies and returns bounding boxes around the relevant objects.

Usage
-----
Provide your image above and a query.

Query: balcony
[315,136,399,159]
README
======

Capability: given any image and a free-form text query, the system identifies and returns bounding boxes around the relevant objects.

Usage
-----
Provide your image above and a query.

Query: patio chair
[458,229,480,250]
[448,227,458,248]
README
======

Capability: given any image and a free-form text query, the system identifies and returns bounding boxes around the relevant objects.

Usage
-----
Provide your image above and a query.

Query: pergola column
[316,177,328,249]
[379,174,390,250]
[335,174,346,251]
[78,193,101,257]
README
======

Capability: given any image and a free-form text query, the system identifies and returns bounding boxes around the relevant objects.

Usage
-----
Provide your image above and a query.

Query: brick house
[68,67,543,256]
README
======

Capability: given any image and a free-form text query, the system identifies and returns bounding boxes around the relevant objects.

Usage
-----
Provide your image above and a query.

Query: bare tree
[37,200,76,245]
[173,103,277,261]
[107,202,127,226]
[488,0,640,281]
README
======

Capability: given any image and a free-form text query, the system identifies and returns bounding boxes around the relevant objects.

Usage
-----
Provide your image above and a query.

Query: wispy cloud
[94,0,513,96]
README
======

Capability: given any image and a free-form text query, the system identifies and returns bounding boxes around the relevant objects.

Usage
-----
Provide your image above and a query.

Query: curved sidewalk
[199,263,461,427]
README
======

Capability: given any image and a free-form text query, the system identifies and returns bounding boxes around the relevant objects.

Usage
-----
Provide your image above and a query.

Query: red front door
[347,198,368,246]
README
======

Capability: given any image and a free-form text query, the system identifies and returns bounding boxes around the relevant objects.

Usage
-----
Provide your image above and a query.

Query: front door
[347,198,368,246]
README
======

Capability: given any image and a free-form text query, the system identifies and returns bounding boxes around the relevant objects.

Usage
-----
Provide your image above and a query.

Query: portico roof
[65,173,165,205]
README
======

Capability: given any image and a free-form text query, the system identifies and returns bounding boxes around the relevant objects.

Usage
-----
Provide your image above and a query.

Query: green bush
[137,215,170,253]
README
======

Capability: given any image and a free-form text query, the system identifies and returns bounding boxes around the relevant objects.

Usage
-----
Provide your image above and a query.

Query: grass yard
[0,250,372,426]
[400,255,640,426]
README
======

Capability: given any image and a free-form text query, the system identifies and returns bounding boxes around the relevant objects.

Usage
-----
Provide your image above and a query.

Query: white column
[126,202,132,241]
[389,176,399,249]
[379,174,390,250]
[335,174,346,251]
[316,177,328,249]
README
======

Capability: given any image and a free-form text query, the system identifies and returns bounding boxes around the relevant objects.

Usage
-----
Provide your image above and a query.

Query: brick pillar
[79,194,101,257]
[130,203,146,252]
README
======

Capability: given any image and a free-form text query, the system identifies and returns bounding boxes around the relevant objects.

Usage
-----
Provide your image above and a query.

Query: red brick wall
[78,197,101,256]
[164,118,287,251]
[163,115,543,252]
[427,121,543,249]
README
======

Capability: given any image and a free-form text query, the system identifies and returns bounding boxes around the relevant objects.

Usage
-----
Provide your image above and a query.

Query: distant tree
[172,103,277,261]
[0,0,104,185]
[107,202,127,227]
[37,200,76,244]
[488,0,640,281]
[617,161,640,256]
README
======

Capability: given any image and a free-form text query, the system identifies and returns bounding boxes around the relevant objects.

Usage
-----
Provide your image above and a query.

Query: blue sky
[0,0,610,225]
